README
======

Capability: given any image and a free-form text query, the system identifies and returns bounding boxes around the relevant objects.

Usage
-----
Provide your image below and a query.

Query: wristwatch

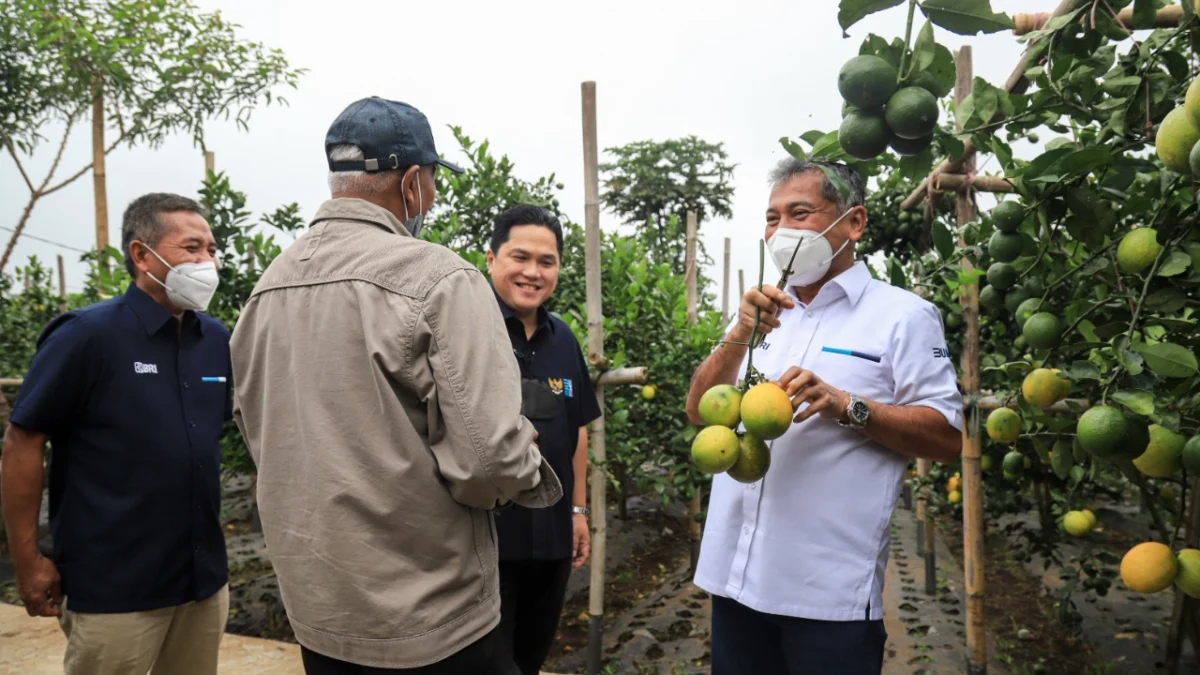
[572,505,590,517]
[838,393,871,429]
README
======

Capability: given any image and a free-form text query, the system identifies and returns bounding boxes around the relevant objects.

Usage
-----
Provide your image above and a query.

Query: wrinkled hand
[16,555,62,617]
[778,367,850,424]
[732,285,795,341]
[571,513,590,570]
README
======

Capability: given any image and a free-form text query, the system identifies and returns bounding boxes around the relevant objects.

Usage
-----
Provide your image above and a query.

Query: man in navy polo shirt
[486,205,602,675]
[2,193,231,675]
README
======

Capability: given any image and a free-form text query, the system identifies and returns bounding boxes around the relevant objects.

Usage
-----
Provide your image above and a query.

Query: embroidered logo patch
[133,361,159,374]
[932,347,951,359]
[547,378,574,397]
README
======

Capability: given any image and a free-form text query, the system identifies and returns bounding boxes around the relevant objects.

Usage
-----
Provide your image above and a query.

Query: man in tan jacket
[229,96,562,675]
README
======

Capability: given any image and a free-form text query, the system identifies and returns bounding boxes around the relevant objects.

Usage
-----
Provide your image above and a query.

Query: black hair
[121,192,207,278]
[490,204,564,256]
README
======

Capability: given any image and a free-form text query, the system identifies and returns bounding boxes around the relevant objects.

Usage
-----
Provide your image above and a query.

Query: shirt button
[190,421,196,429]
[806,311,815,318]
[743,526,750,535]
[196,462,203,469]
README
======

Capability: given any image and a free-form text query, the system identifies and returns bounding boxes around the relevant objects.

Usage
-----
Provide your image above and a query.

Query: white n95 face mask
[767,209,853,288]
[145,246,220,312]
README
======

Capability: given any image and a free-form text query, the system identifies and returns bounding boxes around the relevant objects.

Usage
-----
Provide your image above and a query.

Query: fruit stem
[897,0,919,82]
[1126,230,1188,339]
[1133,471,1173,545]
[746,239,765,385]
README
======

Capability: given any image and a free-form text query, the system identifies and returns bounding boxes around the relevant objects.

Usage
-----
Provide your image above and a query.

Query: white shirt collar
[788,260,871,309]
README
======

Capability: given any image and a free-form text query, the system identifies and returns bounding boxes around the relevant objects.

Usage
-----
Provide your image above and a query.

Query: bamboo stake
[927,174,1015,194]
[205,151,215,174]
[1013,4,1182,35]
[722,237,731,321]
[685,211,703,572]
[591,367,648,387]
[581,81,607,675]
[954,46,988,675]
[900,0,1089,211]
[92,81,109,255]
[917,458,930,560]
[738,269,745,301]
[1164,477,1200,673]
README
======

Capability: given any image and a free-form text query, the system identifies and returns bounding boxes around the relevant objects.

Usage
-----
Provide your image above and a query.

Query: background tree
[1,0,305,272]
[599,136,737,274]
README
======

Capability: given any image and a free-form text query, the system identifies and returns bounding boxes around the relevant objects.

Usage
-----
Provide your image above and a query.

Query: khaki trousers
[58,584,230,675]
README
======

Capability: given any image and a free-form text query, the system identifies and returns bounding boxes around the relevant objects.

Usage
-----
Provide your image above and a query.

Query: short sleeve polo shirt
[9,283,232,613]
[492,289,601,561]
[694,261,963,622]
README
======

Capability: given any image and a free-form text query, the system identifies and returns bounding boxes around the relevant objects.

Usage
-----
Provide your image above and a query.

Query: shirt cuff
[509,453,564,509]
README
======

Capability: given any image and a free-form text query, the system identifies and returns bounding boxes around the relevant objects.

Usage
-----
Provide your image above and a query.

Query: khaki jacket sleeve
[417,268,563,510]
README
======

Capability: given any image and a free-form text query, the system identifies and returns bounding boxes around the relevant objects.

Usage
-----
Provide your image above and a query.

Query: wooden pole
[916,459,929,559]
[722,237,731,321]
[581,81,607,675]
[685,211,703,572]
[591,367,648,387]
[57,254,66,307]
[738,269,745,300]
[955,45,987,675]
[900,0,1088,211]
[1013,4,1182,35]
[205,151,215,175]
[916,183,934,574]
[91,80,109,255]
[923,174,1014,196]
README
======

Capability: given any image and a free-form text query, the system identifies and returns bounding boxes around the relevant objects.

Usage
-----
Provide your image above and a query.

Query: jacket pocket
[472,509,498,597]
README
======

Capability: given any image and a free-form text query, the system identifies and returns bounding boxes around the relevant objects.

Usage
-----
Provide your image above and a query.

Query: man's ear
[485,248,496,274]
[400,165,421,217]
[846,205,868,243]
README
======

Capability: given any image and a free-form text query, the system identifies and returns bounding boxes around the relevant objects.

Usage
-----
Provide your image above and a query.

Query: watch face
[851,400,870,423]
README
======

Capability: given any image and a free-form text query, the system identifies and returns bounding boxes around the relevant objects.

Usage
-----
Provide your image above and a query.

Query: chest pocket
[814,344,892,404]
[520,378,561,420]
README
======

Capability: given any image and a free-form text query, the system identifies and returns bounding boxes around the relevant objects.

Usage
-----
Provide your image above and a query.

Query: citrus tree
[775,0,1200,659]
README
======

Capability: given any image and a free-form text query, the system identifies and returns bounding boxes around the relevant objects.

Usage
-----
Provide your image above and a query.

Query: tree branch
[6,142,35,194]
[39,113,78,191]
[40,127,131,198]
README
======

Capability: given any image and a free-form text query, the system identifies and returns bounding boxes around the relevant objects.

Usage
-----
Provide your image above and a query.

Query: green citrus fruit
[987,408,1022,444]
[1023,276,1046,297]
[1156,106,1200,174]
[698,384,742,428]
[838,55,899,111]
[1063,511,1093,537]
[988,231,1024,263]
[1015,298,1044,329]
[1014,336,1028,350]
[1190,138,1200,177]
[1183,436,1200,474]
[1176,549,1200,599]
[641,384,657,400]
[1002,449,1026,474]
[1133,424,1186,478]
[1121,542,1178,594]
[945,312,963,330]
[691,425,740,474]
[1004,287,1032,315]
[1116,228,1162,275]
[979,285,1005,313]
[1022,312,1062,350]
[1077,405,1138,459]
[740,382,793,440]
[889,132,934,157]
[906,69,948,98]
[727,432,771,484]
[839,110,890,161]
[992,201,1024,233]
[1185,77,1200,134]
[842,100,859,117]
[885,86,940,140]
[981,454,995,472]
[987,262,1018,291]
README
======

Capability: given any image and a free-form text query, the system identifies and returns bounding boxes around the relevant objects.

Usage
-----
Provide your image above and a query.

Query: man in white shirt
[685,158,964,675]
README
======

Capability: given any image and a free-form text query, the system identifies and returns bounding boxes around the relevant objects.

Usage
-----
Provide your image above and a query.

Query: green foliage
[599,136,736,274]
[2,0,304,153]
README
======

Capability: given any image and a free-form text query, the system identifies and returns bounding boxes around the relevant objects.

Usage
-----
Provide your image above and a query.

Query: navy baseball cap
[325,96,464,174]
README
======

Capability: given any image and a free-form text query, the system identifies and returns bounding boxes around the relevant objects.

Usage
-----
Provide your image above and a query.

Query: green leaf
[919,0,1015,35]
[888,256,909,288]
[926,43,957,97]
[1157,250,1192,277]
[897,146,935,182]
[838,0,906,34]
[1131,0,1158,29]
[1067,360,1102,381]
[780,137,807,162]
[1186,242,1200,271]
[1136,342,1199,379]
[938,131,965,160]
[810,131,845,160]
[1102,75,1143,97]
[932,218,955,260]
[1060,147,1113,176]
[911,20,937,74]
[819,164,852,203]
[1112,389,1155,416]
[971,77,1002,125]
[1146,287,1186,313]
[801,130,828,146]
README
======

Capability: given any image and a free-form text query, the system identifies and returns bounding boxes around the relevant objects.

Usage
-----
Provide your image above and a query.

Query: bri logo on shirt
[133,361,159,374]
[932,347,951,359]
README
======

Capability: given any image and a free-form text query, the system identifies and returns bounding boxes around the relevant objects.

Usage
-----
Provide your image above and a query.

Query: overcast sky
[3,0,1053,303]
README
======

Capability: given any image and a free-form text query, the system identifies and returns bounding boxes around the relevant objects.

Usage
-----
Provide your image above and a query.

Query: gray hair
[121,193,206,278]
[767,158,866,213]
[327,144,403,196]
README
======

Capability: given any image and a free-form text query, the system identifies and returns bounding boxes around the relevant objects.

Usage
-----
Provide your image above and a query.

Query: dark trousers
[494,558,573,675]
[710,594,887,675]
[299,627,498,675]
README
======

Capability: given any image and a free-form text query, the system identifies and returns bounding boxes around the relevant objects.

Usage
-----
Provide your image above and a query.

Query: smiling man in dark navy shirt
[1,193,231,675]
[486,205,602,675]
